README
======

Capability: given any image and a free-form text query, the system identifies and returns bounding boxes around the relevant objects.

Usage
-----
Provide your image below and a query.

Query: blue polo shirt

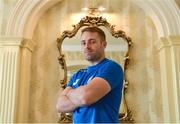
[67,58,124,123]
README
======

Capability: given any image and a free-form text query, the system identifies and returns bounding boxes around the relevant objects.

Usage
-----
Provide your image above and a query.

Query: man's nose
[85,42,91,49]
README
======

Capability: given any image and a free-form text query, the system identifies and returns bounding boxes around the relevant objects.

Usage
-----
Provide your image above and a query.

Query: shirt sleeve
[96,62,124,90]
[66,72,77,87]
[66,69,83,88]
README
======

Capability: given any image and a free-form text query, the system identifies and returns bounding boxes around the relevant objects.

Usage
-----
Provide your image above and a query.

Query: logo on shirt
[87,76,93,84]
[73,79,79,86]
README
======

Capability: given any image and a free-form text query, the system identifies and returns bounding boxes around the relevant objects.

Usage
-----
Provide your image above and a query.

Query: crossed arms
[56,77,111,113]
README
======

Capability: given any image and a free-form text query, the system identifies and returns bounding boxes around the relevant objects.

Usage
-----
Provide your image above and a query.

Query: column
[158,36,180,122]
[0,37,34,123]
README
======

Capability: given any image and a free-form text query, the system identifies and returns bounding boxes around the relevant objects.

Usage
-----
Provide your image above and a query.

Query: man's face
[80,31,106,62]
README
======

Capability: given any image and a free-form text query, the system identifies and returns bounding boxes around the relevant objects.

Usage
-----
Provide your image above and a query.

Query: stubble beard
[85,52,103,63]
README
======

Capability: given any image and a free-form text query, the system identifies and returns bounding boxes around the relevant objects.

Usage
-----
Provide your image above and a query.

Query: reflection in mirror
[62,26,128,66]
[57,16,133,123]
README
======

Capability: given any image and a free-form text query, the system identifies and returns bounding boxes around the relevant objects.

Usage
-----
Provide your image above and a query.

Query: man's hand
[56,87,78,113]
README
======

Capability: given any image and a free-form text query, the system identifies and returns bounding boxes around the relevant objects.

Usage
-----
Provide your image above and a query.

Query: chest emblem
[87,76,93,84]
[73,79,79,86]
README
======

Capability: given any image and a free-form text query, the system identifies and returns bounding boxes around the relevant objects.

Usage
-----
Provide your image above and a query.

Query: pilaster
[0,37,34,123]
[158,36,180,122]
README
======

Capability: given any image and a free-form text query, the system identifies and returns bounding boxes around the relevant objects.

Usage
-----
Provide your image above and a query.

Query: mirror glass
[62,26,128,66]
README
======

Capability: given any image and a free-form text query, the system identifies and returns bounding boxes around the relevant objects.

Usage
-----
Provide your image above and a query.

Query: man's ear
[103,41,107,47]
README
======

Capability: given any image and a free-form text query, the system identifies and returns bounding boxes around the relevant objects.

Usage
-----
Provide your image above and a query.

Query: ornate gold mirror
[57,16,133,123]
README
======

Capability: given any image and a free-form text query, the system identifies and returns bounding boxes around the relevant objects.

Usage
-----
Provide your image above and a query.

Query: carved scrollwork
[57,54,67,88]
[57,16,133,123]
[58,113,72,123]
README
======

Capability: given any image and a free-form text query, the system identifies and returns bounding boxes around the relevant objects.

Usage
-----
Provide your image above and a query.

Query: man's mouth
[85,50,93,54]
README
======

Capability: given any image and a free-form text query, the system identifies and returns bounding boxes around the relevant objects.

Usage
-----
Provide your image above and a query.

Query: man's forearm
[56,94,78,113]
[57,87,79,113]
[67,86,87,106]
[66,77,111,106]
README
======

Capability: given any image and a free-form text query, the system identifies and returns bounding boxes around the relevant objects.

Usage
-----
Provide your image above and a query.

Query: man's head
[81,27,106,42]
[80,27,107,65]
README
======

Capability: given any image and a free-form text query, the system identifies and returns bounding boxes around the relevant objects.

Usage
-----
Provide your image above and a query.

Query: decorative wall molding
[132,0,180,37]
[157,36,180,51]
[6,0,62,38]
[5,0,180,39]
[0,0,4,34]
[0,46,20,122]
[0,37,35,52]
[158,36,180,122]
[0,37,34,122]
[0,37,26,46]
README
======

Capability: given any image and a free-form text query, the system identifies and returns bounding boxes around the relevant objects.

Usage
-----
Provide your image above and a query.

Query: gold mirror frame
[57,16,133,123]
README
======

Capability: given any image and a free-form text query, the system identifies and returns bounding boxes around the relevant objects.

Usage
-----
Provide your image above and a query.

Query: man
[56,27,124,123]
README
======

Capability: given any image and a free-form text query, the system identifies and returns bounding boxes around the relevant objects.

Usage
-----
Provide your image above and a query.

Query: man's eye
[90,40,96,44]
[81,42,86,46]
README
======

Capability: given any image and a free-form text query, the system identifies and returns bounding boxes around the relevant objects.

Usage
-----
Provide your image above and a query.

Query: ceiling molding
[5,0,180,39]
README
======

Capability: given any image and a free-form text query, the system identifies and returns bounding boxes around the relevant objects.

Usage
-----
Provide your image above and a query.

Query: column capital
[0,37,35,52]
[157,35,180,51]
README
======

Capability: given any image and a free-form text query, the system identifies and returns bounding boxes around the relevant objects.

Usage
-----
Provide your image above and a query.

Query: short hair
[81,27,106,41]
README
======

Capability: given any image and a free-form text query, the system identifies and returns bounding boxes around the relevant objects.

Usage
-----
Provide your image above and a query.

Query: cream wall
[0,0,180,123]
